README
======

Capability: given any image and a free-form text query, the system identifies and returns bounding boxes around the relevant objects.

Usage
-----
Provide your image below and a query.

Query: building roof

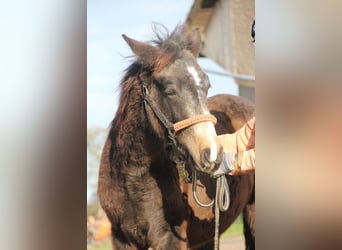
[186,0,218,42]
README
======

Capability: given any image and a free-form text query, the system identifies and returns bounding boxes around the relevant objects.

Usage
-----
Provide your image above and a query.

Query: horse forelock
[151,24,193,72]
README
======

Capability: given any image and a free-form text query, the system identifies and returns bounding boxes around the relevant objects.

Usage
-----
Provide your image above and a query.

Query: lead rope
[192,171,229,210]
[214,178,220,250]
[214,175,230,250]
[192,171,230,250]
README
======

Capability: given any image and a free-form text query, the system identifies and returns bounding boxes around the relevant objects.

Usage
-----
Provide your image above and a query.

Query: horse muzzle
[176,117,223,174]
[197,146,223,174]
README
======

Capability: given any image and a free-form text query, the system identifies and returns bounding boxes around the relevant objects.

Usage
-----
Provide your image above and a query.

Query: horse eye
[164,87,177,96]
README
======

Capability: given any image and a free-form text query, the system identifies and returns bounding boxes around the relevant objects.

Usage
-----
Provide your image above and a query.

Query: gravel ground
[220,235,245,250]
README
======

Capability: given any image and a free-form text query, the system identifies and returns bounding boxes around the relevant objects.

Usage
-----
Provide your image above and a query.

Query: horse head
[122,25,222,174]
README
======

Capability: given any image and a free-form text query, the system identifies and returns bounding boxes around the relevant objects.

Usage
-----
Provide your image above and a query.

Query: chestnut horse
[98,25,255,249]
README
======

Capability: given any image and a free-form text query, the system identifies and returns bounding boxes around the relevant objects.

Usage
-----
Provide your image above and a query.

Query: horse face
[122,28,223,174]
[152,51,223,174]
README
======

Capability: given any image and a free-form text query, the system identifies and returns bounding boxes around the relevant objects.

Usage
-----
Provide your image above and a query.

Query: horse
[208,94,255,250]
[98,25,255,249]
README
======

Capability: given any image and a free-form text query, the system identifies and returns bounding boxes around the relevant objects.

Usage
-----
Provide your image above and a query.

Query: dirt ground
[220,235,245,249]
[88,235,245,250]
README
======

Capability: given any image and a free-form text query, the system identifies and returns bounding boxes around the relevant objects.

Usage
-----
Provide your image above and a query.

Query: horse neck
[110,76,168,172]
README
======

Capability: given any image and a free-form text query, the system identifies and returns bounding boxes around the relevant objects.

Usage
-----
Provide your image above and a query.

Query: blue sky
[87,0,238,128]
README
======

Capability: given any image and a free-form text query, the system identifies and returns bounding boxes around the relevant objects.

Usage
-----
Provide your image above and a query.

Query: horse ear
[122,34,158,65]
[186,28,202,57]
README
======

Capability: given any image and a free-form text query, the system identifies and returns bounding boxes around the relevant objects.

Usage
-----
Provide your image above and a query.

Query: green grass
[222,215,244,237]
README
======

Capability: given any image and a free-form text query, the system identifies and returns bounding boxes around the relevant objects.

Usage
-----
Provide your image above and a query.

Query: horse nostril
[200,148,216,169]
[201,148,210,162]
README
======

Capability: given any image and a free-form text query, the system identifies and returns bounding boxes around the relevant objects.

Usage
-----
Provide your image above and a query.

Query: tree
[87,127,107,204]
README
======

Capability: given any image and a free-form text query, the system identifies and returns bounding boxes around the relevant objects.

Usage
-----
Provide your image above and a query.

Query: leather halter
[143,82,217,135]
[142,84,217,134]
[141,79,217,181]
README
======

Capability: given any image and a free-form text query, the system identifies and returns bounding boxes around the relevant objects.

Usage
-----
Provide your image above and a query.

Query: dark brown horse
[98,25,255,249]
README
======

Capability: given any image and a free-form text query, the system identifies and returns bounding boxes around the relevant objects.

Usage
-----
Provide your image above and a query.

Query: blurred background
[2,0,341,249]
